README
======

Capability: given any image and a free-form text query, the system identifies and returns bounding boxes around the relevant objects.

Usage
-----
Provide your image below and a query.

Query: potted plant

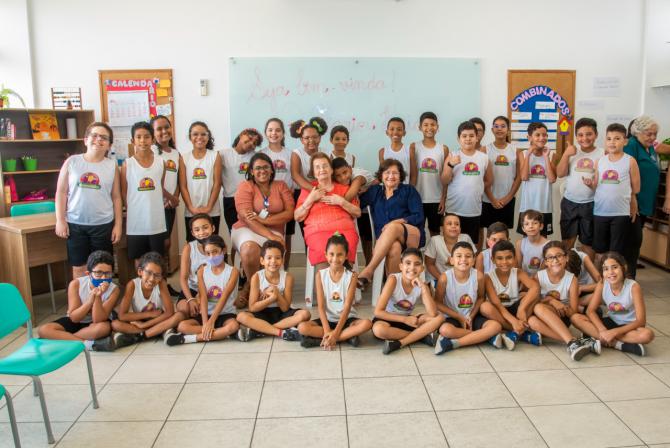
[0,85,26,109]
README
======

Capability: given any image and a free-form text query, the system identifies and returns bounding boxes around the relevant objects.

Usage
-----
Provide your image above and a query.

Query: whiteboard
[229,57,481,171]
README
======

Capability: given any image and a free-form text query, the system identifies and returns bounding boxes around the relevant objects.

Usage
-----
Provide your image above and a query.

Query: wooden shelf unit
[640,169,670,269]
[0,108,95,217]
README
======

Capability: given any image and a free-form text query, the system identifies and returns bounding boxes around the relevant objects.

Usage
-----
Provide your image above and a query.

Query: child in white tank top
[168,235,240,345]
[112,252,183,348]
[515,211,549,277]
[289,117,328,191]
[481,240,542,348]
[176,214,215,320]
[528,242,594,361]
[372,248,445,354]
[475,222,508,275]
[572,252,653,356]
[425,214,476,283]
[329,125,356,167]
[236,241,310,341]
[434,242,503,355]
[297,234,372,349]
[378,117,412,184]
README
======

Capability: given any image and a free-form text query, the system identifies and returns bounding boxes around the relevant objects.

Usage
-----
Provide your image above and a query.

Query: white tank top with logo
[488,267,520,307]
[519,150,553,213]
[125,156,166,236]
[292,147,317,187]
[382,145,410,184]
[319,268,357,322]
[74,275,118,323]
[481,248,493,274]
[182,149,220,217]
[594,154,632,217]
[538,269,574,305]
[154,147,179,198]
[444,268,478,318]
[521,238,545,277]
[415,141,445,203]
[220,147,254,198]
[257,268,287,309]
[483,143,517,203]
[66,154,116,225]
[564,147,603,204]
[202,263,237,316]
[188,240,209,291]
[385,273,421,316]
[261,146,294,190]
[130,277,164,313]
[572,249,594,286]
[603,279,637,325]
[328,151,354,167]
[446,149,489,216]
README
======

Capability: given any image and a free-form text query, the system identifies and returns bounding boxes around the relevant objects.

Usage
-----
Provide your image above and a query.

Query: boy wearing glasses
[37,251,119,351]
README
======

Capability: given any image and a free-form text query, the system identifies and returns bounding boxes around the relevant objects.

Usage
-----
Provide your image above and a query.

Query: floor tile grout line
[638,362,670,389]
[477,344,550,447]
[248,336,279,448]
[338,343,351,448]
[408,344,451,447]
[148,339,205,448]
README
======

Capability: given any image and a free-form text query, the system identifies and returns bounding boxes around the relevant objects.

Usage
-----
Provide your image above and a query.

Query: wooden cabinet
[640,168,670,269]
[0,108,95,217]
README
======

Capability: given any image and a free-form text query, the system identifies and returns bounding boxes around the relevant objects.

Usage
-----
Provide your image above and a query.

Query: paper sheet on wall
[593,77,621,98]
[107,90,150,127]
[156,103,172,116]
[606,114,633,126]
[577,99,605,111]
[110,127,132,160]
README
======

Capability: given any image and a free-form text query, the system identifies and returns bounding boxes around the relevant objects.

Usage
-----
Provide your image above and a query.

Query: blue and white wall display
[229,58,481,171]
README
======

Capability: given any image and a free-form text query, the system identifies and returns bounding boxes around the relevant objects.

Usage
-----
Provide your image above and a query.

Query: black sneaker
[434,335,454,355]
[282,327,301,342]
[567,339,590,361]
[300,335,321,348]
[620,343,646,356]
[113,332,141,349]
[580,337,601,355]
[237,326,251,342]
[165,332,185,346]
[91,336,115,352]
[347,335,360,347]
[382,340,402,355]
[421,332,436,347]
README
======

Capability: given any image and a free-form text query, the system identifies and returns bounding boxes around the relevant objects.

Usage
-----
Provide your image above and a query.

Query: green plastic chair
[10,201,58,313]
[1,384,21,448]
[0,283,99,444]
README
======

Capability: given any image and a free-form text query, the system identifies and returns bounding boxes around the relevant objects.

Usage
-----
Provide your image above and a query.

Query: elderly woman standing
[233,152,295,303]
[294,152,361,270]
[624,116,670,278]
[356,159,425,290]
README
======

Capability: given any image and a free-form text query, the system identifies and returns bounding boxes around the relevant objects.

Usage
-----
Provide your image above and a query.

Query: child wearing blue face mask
[167,235,240,345]
[38,250,120,351]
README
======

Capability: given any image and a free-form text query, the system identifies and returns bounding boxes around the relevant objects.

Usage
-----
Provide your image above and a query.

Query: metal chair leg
[83,350,99,409]
[46,264,56,313]
[32,378,37,397]
[32,377,55,444]
[4,390,22,448]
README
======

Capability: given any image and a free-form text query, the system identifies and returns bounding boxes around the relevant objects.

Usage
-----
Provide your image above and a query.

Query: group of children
[43,111,654,359]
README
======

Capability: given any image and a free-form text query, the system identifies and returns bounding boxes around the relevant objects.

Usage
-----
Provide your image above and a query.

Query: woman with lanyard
[624,116,670,278]
[232,152,295,305]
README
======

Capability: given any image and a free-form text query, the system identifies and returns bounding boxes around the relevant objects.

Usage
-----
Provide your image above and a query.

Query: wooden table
[0,213,130,322]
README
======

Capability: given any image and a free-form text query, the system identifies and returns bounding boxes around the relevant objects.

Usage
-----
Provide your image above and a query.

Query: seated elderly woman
[233,152,295,303]
[294,152,361,270]
[356,159,425,290]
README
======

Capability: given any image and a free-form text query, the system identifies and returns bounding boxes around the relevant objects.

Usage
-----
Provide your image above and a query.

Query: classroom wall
[644,0,670,139]
[3,0,653,251]
[1,0,35,108]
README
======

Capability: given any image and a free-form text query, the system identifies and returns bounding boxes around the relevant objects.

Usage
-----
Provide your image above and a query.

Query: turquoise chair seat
[0,339,84,376]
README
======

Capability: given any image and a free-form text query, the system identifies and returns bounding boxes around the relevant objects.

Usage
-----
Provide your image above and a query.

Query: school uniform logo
[498,293,511,304]
[601,170,620,184]
[78,172,101,189]
[545,290,561,301]
[393,299,415,312]
[330,291,342,303]
[141,302,157,312]
[495,155,510,166]
[575,158,594,172]
[420,158,438,173]
[529,257,542,270]
[138,177,156,191]
[207,285,223,303]
[165,159,177,172]
[530,164,546,178]
[458,294,473,309]
[239,162,249,174]
[463,162,481,176]
[608,302,625,313]
[273,159,287,173]
[193,167,207,179]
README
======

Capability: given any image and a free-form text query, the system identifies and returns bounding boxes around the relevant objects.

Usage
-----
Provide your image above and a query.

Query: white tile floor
[1,262,670,447]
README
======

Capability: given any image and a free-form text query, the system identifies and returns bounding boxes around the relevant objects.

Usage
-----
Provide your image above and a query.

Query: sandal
[356,277,370,291]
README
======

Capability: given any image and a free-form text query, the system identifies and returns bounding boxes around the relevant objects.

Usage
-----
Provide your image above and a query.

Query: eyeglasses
[545,254,565,263]
[91,270,113,278]
[143,269,163,280]
[253,165,272,171]
[89,133,110,142]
